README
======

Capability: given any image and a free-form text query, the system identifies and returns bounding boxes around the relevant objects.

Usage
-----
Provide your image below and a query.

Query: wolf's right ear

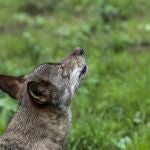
[0,75,25,99]
[27,80,56,105]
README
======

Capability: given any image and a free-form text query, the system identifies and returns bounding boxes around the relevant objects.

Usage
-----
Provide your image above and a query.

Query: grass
[0,0,150,149]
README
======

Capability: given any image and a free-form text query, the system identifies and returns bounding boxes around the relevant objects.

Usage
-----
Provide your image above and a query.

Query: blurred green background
[0,0,150,149]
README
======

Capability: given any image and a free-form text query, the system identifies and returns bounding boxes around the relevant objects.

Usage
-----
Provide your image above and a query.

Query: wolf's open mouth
[79,65,87,79]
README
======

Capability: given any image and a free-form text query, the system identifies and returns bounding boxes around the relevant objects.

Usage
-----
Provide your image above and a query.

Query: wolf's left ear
[0,75,25,99]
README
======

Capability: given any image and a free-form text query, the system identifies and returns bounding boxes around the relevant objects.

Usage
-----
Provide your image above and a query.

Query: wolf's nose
[74,47,84,55]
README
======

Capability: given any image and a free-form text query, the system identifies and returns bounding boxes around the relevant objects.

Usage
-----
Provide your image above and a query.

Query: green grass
[0,0,150,149]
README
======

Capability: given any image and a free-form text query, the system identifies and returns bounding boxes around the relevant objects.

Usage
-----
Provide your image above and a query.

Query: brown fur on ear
[0,74,25,99]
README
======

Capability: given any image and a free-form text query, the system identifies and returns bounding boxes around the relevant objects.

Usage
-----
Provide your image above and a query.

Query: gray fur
[0,48,87,150]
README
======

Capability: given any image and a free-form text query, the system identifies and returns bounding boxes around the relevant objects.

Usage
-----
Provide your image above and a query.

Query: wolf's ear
[0,75,25,99]
[27,80,56,105]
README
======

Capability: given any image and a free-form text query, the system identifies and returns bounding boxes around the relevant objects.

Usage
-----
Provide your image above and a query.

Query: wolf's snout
[73,47,84,55]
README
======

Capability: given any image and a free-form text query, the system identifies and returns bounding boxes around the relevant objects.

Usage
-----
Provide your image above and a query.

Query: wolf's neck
[1,104,71,150]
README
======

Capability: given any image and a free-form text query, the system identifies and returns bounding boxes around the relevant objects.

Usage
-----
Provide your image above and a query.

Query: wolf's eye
[62,70,70,79]
[61,64,70,79]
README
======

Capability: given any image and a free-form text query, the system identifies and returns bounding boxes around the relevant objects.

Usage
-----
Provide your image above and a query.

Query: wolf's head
[0,48,87,109]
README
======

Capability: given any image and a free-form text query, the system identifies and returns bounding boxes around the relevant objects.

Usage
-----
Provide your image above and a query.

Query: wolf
[0,48,87,150]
